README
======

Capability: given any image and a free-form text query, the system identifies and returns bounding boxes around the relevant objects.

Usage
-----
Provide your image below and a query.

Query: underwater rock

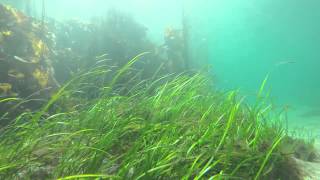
[0,4,58,124]
[294,157,320,179]
[299,108,320,118]
[0,4,192,124]
[276,137,320,180]
[51,10,169,84]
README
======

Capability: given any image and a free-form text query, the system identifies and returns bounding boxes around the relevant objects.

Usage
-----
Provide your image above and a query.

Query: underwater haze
[5,0,319,103]
[1,0,319,135]
[72,1,317,103]
[58,0,319,132]
[1,0,320,179]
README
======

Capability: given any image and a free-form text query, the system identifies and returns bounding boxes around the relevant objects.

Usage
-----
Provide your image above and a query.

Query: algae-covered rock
[50,10,179,84]
[0,4,58,124]
[0,4,189,124]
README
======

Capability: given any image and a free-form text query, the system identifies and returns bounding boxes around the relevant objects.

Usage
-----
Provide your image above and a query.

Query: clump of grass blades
[0,53,300,179]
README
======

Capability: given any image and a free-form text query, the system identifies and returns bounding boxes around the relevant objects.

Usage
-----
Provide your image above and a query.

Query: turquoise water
[187,1,320,138]
[196,1,320,138]
[2,0,319,136]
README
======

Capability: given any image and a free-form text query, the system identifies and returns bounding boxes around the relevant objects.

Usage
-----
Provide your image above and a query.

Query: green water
[2,0,319,136]
[187,1,320,138]
[200,1,320,137]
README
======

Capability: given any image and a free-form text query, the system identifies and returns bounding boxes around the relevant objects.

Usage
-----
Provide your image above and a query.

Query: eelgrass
[0,54,302,179]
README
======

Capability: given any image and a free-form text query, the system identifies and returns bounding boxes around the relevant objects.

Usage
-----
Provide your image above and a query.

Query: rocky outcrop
[0,4,189,125]
[0,4,58,124]
[296,141,320,179]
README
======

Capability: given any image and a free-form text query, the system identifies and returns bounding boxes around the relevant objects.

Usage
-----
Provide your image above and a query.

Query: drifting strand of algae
[257,74,269,99]
[57,174,120,180]
[0,98,21,103]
